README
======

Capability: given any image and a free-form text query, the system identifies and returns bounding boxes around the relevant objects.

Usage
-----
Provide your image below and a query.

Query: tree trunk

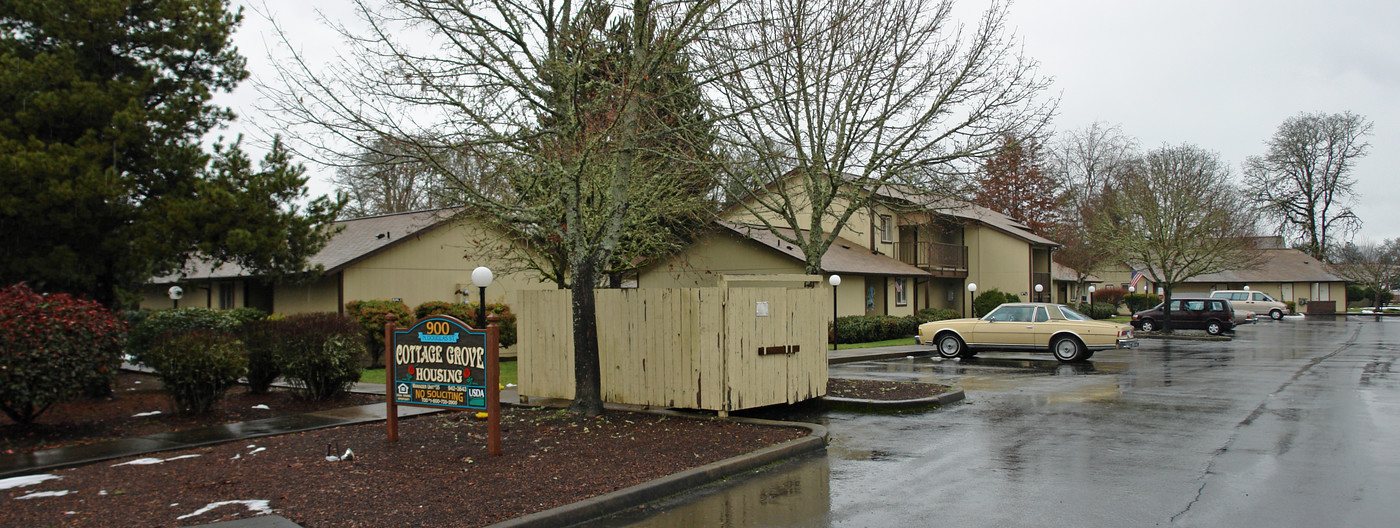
[1161,286,1175,334]
[567,258,605,416]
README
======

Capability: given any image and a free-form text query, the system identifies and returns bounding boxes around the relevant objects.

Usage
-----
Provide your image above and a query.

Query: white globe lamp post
[472,266,494,329]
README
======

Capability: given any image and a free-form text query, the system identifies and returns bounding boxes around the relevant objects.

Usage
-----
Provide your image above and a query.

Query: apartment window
[895,278,908,306]
[879,215,893,243]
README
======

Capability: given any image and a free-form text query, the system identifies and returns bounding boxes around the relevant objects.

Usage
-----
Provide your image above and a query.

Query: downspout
[337,272,345,316]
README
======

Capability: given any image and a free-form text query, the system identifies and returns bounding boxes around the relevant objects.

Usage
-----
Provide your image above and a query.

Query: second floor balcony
[897,241,968,278]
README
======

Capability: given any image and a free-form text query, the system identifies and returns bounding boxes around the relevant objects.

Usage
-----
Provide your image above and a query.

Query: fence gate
[517,275,828,414]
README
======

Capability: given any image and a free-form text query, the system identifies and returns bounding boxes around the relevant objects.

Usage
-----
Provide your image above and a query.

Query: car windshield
[1059,306,1092,321]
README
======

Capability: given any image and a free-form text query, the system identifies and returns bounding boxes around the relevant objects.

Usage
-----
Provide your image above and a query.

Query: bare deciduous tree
[260,0,737,415]
[330,136,453,218]
[1333,239,1400,310]
[1095,143,1260,332]
[1244,111,1371,262]
[707,0,1054,273]
[1048,122,1139,302]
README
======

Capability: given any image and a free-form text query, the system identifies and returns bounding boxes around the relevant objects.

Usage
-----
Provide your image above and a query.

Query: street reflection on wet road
[585,317,1400,527]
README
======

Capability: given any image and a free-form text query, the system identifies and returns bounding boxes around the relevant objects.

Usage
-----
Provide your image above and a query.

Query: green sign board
[391,316,488,410]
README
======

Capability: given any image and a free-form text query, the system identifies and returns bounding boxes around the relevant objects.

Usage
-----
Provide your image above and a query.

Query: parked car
[916,303,1137,363]
[1209,290,1289,320]
[1131,297,1236,335]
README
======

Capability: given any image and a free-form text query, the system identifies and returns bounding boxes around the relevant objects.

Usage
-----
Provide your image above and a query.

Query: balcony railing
[897,241,968,277]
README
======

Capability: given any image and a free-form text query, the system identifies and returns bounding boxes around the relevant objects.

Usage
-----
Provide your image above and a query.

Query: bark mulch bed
[1,374,931,527]
[1,372,381,454]
[826,378,953,400]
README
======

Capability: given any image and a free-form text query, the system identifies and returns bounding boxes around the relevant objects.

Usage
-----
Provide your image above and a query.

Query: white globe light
[472,266,494,288]
[1243,285,1250,291]
[1088,285,1096,293]
[1034,284,1043,293]
[1129,286,1135,293]
[829,275,841,287]
[168,286,184,300]
[967,282,977,292]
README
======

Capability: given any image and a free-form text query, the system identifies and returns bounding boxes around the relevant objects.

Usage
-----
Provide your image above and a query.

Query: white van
[1210,290,1289,320]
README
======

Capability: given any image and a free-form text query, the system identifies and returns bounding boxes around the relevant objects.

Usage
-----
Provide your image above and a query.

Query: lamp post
[1087,285,1096,305]
[967,282,978,317]
[1034,283,1043,303]
[472,266,494,330]
[829,275,841,324]
[168,286,184,309]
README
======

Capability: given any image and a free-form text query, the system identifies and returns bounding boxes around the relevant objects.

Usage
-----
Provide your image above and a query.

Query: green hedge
[831,307,963,344]
[1123,293,1162,314]
[0,283,127,424]
[413,300,519,348]
[973,289,1020,317]
[142,329,248,414]
[274,313,366,401]
[126,307,241,365]
[344,299,412,368]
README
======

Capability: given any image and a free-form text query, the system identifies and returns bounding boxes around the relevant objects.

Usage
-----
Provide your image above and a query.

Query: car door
[970,305,1036,347]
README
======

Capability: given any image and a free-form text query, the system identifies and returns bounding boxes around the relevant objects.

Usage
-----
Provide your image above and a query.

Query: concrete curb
[1136,333,1232,341]
[828,349,933,364]
[821,388,966,411]
[485,419,828,528]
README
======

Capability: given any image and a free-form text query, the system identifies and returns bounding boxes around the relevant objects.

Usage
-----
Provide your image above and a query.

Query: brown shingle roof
[155,209,456,282]
[718,222,931,277]
[1183,248,1345,283]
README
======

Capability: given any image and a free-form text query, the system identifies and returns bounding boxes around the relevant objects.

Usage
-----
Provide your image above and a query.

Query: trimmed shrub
[1086,302,1119,319]
[127,307,239,365]
[1094,287,1128,308]
[1285,301,1297,314]
[345,299,411,367]
[239,320,281,394]
[915,307,962,323]
[275,313,366,401]
[1124,293,1162,313]
[224,307,269,325]
[973,289,1020,317]
[413,300,519,348]
[0,283,127,424]
[142,329,248,414]
[832,315,919,344]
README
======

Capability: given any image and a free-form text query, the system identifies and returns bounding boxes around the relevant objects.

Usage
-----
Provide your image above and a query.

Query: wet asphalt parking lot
[587,316,1400,527]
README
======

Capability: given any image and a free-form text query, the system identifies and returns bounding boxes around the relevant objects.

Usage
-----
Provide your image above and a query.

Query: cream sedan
[917,303,1137,362]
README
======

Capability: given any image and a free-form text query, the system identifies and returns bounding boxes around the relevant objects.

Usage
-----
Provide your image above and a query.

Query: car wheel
[1270,309,1283,320]
[1206,320,1224,335]
[1052,336,1085,362]
[936,333,965,359]
[1139,319,1156,332]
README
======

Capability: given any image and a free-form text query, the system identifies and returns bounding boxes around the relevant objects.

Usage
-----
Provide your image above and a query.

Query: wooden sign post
[385,313,501,455]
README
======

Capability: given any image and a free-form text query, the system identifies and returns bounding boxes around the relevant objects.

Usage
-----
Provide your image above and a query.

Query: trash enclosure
[516,275,829,414]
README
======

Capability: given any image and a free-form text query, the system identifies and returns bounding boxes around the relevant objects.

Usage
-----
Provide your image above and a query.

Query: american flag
[1130,270,1145,289]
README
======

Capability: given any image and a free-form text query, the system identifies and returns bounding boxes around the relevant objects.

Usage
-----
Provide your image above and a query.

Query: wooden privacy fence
[517,275,829,414]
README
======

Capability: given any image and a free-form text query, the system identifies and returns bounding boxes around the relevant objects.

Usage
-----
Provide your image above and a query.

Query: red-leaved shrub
[0,283,126,424]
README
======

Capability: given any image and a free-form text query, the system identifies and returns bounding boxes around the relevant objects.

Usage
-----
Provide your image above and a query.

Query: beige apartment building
[641,184,1060,318]
[140,209,555,314]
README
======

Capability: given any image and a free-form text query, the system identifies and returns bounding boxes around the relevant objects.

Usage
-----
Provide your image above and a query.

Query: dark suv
[1131,297,1236,335]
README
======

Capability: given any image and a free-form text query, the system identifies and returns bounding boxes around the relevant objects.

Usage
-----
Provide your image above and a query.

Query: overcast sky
[218,0,1400,242]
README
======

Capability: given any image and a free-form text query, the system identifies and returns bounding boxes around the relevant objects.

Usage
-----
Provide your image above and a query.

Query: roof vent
[841,244,850,249]
[377,232,390,239]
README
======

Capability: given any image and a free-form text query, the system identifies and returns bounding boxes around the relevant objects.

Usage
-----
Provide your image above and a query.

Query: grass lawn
[360,360,519,387]
[830,337,917,350]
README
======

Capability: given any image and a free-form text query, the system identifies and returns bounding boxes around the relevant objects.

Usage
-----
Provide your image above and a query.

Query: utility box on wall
[516,275,829,415]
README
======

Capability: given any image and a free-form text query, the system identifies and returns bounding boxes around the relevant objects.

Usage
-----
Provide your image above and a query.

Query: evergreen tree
[0,0,341,306]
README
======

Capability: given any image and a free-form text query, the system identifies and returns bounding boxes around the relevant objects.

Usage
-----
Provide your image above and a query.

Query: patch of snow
[131,410,162,417]
[176,500,273,520]
[248,447,266,455]
[99,490,108,496]
[111,454,201,467]
[15,490,73,500]
[506,383,517,388]
[0,474,60,490]
[251,404,270,410]
[230,454,241,460]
